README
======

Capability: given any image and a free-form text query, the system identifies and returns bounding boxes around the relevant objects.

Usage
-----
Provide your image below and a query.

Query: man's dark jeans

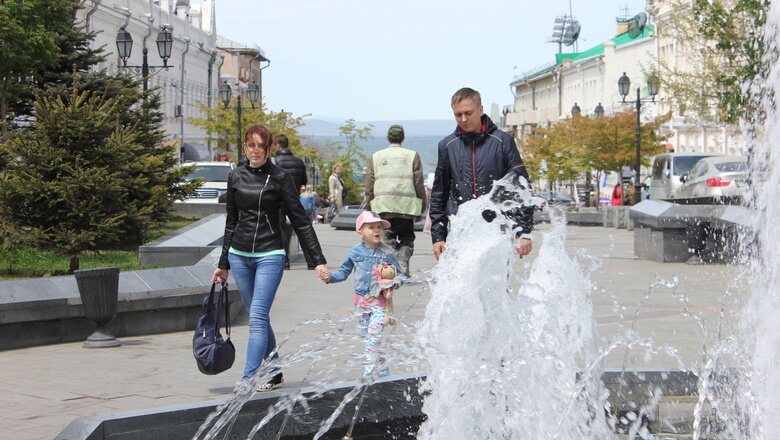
[383,217,415,250]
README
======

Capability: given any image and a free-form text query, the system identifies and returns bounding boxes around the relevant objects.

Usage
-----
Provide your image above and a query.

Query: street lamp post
[218,81,260,159]
[618,72,660,204]
[116,25,174,92]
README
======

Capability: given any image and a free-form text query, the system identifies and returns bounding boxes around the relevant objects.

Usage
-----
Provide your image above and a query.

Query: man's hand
[433,241,446,260]
[515,238,532,257]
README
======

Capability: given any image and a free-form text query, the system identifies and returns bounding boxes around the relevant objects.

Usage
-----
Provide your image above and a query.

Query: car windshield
[184,165,231,182]
[714,161,747,172]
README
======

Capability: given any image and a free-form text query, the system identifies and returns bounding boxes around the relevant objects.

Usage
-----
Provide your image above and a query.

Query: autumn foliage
[520,110,671,185]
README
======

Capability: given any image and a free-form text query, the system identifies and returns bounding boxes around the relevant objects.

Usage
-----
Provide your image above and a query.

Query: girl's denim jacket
[328,243,401,296]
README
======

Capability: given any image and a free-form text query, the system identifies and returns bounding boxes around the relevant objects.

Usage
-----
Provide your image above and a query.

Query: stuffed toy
[374,262,397,326]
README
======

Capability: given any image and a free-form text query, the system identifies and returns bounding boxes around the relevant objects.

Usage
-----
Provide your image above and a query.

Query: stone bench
[629,200,751,263]
[0,265,242,350]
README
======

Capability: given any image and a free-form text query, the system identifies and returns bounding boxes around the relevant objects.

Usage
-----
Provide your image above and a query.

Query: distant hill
[300,118,454,137]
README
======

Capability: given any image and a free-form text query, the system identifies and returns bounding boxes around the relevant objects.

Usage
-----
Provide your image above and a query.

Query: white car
[674,155,747,200]
[177,161,235,203]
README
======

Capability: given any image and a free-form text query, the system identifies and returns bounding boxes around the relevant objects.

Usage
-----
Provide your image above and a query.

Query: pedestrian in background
[611,184,623,206]
[271,134,309,270]
[329,163,345,214]
[429,87,534,260]
[211,124,329,391]
[365,124,426,276]
[300,185,317,224]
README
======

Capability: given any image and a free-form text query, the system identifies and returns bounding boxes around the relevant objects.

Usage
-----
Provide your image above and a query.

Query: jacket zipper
[472,141,477,197]
[252,174,271,252]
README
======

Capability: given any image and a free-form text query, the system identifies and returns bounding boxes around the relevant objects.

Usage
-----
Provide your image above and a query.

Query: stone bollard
[74,267,121,348]
[603,206,615,227]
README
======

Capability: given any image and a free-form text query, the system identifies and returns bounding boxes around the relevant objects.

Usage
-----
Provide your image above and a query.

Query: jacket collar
[246,160,273,173]
[455,114,497,144]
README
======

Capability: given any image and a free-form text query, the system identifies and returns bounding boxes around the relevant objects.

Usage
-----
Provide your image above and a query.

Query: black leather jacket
[218,161,326,269]
[429,115,533,243]
[273,149,307,191]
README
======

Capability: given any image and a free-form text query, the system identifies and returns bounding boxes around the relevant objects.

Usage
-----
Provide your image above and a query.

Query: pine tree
[12,0,106,122]
[0,0,73,135]
[0,82,193,272]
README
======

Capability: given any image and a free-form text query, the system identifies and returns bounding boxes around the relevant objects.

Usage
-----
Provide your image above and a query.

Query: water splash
[416,175,612,439]
[737,5,780,439]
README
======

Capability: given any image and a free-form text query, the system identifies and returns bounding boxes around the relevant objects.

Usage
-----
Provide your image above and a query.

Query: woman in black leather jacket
[212,124,329,390]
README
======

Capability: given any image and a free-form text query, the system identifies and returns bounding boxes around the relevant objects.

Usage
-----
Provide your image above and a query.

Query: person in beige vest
[364,125,426,276]
[328,163,345,214]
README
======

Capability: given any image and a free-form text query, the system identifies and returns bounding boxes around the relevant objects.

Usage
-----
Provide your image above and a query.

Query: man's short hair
[275,134,289,149]
[451,88,482,107]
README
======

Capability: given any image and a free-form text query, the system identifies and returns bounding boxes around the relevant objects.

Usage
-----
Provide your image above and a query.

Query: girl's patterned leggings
[357,306,389,377]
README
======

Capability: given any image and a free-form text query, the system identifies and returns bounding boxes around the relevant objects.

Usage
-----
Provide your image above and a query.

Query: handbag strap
[220,281,231,337]
[205,281,218,311]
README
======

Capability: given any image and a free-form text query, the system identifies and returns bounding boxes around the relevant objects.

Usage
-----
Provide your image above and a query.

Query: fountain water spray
[416,174,612,439]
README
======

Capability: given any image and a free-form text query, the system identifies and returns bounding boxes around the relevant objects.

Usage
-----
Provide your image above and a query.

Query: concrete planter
[74,267,121,348]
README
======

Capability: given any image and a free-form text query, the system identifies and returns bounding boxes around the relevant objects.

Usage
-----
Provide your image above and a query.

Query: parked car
[537,191,575,210]
[177,161,235,203]
[330,202,425,231]
[674,155,747,200]
[649,153,722,199]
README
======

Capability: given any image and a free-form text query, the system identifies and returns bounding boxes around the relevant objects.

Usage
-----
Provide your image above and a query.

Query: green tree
[0,83,196,273]
[13,0,106,122]
[650,0,771,124]
[316,119,372,205]
[0,0,72,135]
[190,100,314,162]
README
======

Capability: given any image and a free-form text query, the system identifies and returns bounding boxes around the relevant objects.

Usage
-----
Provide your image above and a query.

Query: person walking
[611,184,623,206]
[328,163,345,214]
[211,124,329,391]
[364,125,426,276]
[429,87,534,260]
[320,211,402,377]
[271,134,310,270]
[300,185,317,224]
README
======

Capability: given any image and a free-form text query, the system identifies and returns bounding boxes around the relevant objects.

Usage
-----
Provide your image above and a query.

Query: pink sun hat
[355,211,390,231]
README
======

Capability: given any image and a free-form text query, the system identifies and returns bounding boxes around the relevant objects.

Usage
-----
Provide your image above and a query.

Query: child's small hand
[316,265,330,283]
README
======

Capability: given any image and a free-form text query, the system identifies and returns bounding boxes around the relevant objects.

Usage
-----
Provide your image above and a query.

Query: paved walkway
[1,222,747,439]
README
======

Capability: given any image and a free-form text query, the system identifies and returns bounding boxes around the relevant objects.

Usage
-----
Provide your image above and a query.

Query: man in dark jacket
[272,134,312,269]
[430,87,533,260]
[272,134,307,190]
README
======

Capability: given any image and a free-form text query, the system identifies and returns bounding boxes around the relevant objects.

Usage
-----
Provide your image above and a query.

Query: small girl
[321,211,401,377]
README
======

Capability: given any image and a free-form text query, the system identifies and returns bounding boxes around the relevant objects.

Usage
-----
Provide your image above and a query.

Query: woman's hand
[212,268,229,284]
[316,264,330,283]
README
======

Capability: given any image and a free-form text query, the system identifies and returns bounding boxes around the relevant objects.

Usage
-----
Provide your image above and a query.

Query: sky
[214,0,648,122]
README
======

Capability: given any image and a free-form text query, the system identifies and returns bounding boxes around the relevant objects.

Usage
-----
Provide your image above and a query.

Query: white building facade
[506,5,741,157]
[506,21,658,143]
[75,0,252,160]
[651,2,742,155]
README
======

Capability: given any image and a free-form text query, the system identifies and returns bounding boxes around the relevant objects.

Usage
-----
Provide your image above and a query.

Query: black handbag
[193,281,236,375]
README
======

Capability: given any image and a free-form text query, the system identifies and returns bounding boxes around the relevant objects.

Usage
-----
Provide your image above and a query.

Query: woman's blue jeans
[228,252,285,380]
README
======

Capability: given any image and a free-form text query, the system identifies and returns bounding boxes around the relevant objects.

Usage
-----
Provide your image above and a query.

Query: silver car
[177,161,235,203]
[674,155,747,199]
